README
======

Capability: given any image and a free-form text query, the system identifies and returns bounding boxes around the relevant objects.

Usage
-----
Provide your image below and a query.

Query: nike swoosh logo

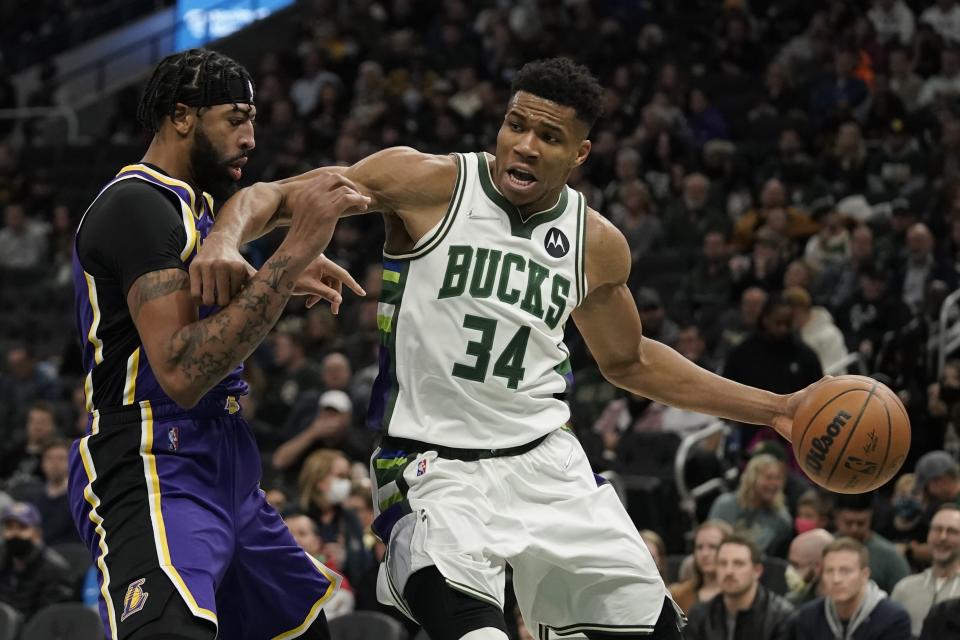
[466,209,499,220]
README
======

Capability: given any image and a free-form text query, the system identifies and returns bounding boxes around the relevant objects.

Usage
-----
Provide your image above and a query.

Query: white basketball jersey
[368,152,587,448]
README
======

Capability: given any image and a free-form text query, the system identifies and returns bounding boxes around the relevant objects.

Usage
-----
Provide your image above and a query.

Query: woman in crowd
[668,519,734,614]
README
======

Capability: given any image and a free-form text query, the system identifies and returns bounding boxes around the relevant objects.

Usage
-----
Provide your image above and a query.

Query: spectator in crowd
[887,46,924,111]
[297,449,371,586]
[891,505,960,637]
[272,389,369,472]
[918,47,960,107]
[0,201,48,271]
[722,295,823,455]
[708,454,793,556]
[819,223,875,313]
[787,528,835,607]
[685,534,795,640]
[0,502,73,620]
[907,451,960,566]
[260,329,325,427]
[795,490,833,533]
[783,286,849,373]
[810,48,870,123]
[10,438,76,546]
[732,179,818,253]
[836,263,912,362]
[920,0,960,46]
[680,229,734,331]
[792,537,912,639]
[867,0,915,46]
[712,287,768,362]
[662,173,729,260]
[670,520,735,614]
[610,180,663,263]
[634,287,680,347]
[640,529,668,580]
[0,401,58,487]
[896,223,956,313]
[0,345,60,429]
[833,493,912,593]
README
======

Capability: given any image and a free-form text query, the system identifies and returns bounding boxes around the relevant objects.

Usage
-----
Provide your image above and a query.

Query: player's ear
[574,139,591,167]
[170,102,196,137]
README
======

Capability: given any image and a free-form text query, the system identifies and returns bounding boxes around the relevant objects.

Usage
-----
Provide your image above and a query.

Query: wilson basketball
[793,375,910,494]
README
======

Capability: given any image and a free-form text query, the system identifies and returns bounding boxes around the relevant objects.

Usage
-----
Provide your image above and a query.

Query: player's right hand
[283,170,370,256]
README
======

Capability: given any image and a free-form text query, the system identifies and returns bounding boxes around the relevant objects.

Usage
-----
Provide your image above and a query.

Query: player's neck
[141,138,200,194]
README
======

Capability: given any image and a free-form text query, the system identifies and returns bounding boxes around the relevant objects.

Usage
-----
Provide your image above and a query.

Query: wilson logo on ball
[805,410,852,475]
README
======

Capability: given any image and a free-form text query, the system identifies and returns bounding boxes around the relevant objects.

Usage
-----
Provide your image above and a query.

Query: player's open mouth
[506,167,537,188]
[228,158,247,181]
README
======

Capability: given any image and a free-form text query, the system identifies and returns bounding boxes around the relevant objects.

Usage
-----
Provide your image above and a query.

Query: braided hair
[137,48,255,132]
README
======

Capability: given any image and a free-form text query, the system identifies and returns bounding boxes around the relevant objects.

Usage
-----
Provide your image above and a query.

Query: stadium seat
[21,602,104,640]
[52,541,93,590]
[329,611,408,640]
[665,554,689,585]
[0,602,22,640]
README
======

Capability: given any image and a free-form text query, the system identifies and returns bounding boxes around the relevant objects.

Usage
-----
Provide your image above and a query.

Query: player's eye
[509,122,522,132]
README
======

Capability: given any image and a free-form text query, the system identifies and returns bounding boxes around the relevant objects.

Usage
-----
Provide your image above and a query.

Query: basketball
[793,375,911,494]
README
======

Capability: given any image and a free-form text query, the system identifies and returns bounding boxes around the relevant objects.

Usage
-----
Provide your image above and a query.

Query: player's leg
[125,594,216,640]
[582,598,683,640]
[405,566,509,640]
[69,409,229,639]
[371,447,515,640]
[507,430,680,638]
[222,418,340,639]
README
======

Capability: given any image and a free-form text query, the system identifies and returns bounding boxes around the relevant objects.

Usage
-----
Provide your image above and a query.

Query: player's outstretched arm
[571,210,816,441]
[194,147,455,304]
[129,174,369,409]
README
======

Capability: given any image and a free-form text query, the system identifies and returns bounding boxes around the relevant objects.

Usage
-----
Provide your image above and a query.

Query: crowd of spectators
[3,0,960,637]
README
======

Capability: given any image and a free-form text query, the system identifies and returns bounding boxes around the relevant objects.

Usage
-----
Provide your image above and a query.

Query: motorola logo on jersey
[544,228,569,258]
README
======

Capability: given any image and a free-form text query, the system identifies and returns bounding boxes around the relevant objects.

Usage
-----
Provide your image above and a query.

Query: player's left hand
[771,376,834,443]
[293,254,366,314]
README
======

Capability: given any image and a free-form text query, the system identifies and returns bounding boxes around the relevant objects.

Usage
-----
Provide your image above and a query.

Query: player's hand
[293,254,366,313]
[189,233,256,307]
[771,376,834,443]
[283,171,370,257]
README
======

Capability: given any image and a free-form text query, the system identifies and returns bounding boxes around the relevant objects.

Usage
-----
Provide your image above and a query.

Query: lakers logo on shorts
[121,578,149,621]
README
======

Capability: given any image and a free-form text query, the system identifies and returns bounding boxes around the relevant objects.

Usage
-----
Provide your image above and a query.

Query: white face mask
[326,478,351,505]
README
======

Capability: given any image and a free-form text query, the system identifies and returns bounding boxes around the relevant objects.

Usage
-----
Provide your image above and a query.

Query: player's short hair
[511,58,604,130]
[137,48,255,132]
[719,532,762,565]
[822,536,870,568]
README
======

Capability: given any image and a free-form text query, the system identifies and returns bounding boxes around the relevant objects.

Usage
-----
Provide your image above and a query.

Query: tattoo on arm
[130,270,190,318]
[164,256,297,394]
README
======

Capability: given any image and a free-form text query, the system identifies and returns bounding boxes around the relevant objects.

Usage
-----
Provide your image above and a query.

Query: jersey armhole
[383,152,466,261]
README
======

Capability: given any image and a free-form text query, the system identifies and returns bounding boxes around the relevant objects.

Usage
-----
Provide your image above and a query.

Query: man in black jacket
[0,501,73,620]
[686,533,795,640]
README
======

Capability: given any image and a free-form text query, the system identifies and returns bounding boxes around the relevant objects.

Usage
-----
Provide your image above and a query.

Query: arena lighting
[175,0,294,50]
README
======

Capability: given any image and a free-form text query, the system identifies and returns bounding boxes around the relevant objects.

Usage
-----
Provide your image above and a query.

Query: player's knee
[459,627,509,640]
[405,566,507,640]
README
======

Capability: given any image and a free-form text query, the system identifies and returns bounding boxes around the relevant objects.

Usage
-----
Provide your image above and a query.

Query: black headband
[177,73,255,108]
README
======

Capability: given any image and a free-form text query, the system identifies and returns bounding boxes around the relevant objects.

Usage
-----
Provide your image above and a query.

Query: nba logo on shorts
[121,578,148,621]
[417,458,428,476]
[168,427,180,452]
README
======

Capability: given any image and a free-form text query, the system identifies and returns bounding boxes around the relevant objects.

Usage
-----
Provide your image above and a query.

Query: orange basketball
[792,375,911,494]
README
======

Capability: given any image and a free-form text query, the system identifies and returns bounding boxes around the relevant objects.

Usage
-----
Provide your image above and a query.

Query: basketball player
[195,58,825,640]
[68,49,368,639]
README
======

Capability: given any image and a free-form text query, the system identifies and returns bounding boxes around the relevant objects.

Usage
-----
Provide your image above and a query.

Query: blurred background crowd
[3,0,960,638]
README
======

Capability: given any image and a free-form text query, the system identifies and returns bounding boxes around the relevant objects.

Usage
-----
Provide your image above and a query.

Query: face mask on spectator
[894,496,923,520]
[326,478,351,505]
[794,517,818,534]
[5,536,35,558]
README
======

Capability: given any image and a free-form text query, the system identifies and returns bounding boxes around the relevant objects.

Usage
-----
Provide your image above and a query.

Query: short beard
[190,123,240,202]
